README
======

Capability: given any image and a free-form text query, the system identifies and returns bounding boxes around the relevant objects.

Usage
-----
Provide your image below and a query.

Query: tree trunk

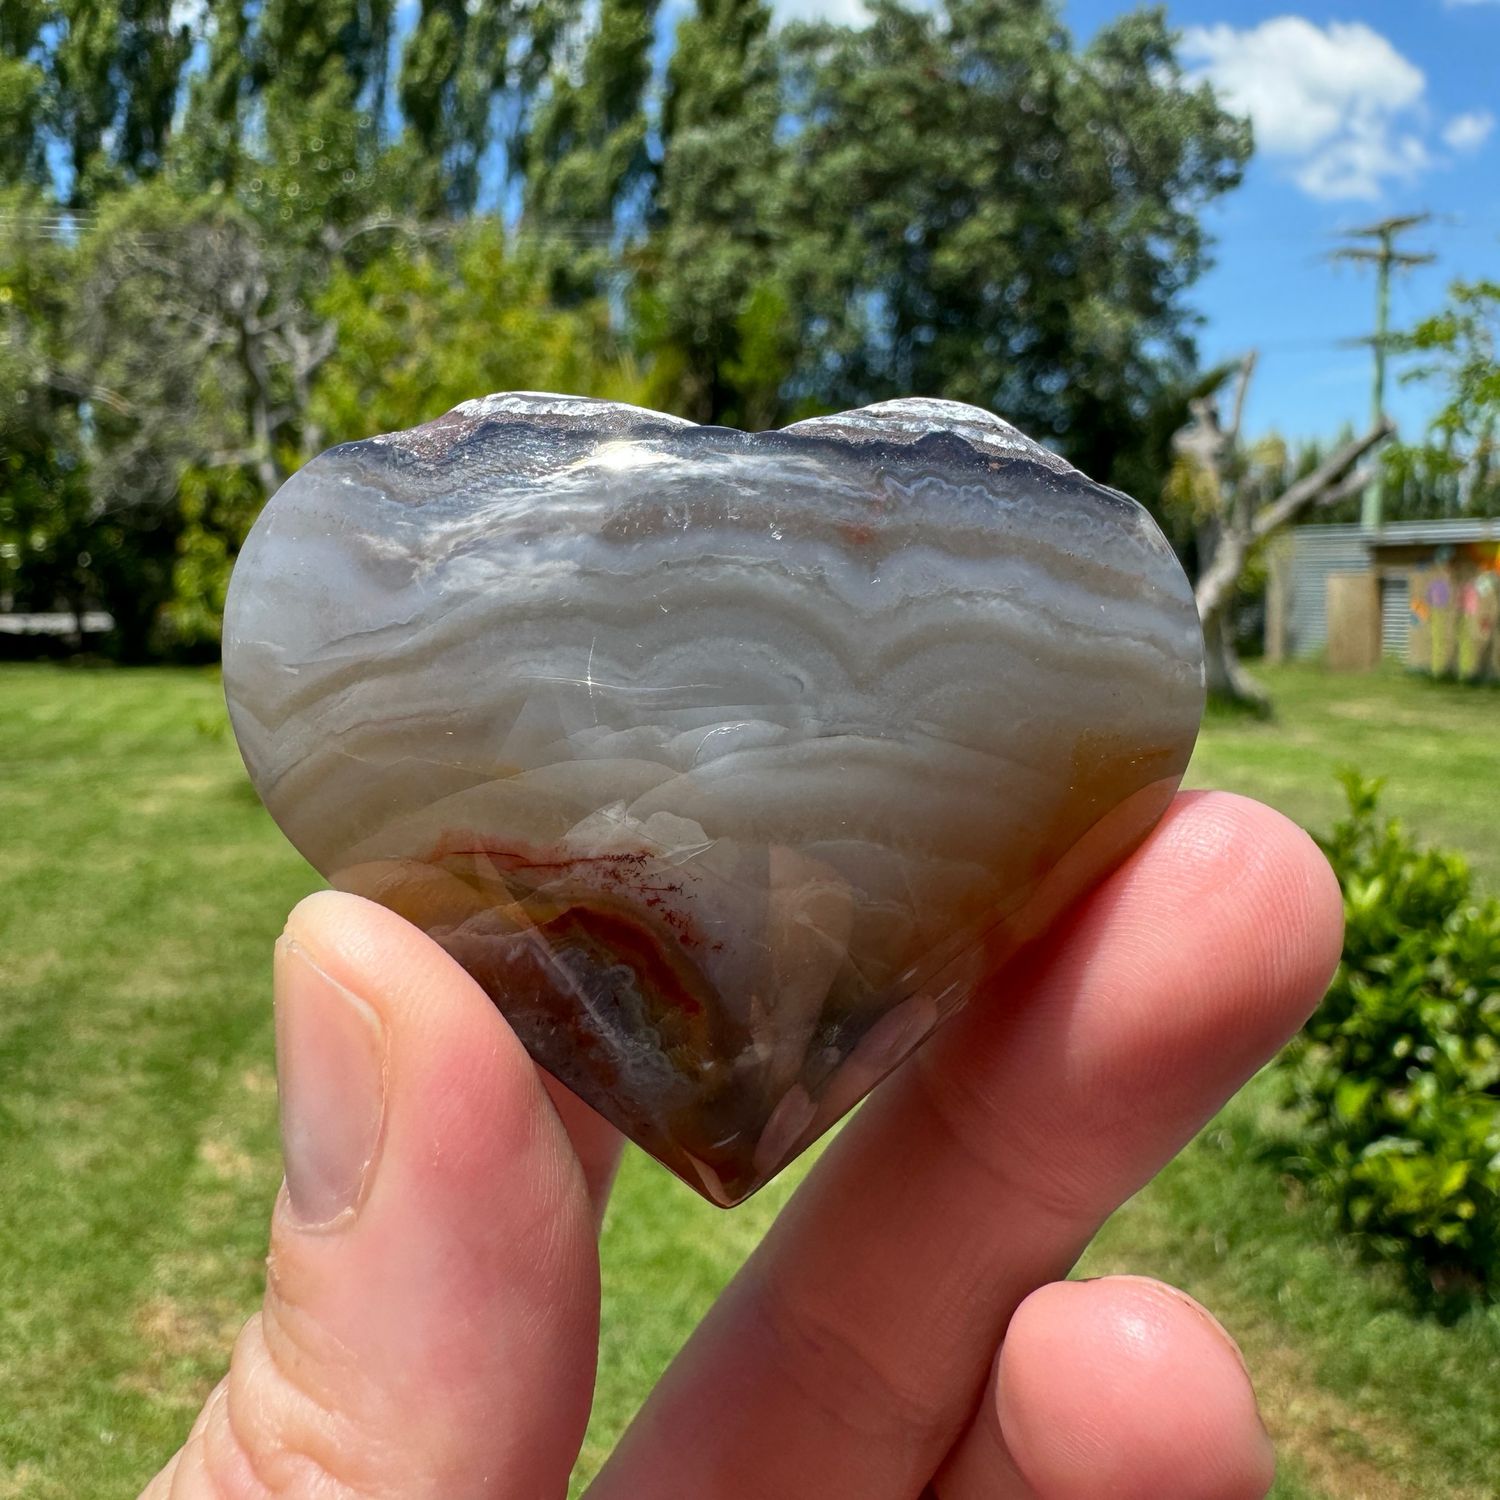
[1173,353,1390,713]
[1193,516,1265,709]
[1200,603,1268,712]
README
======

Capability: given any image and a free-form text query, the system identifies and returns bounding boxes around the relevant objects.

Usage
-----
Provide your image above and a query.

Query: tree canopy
[1,0,1257,657]
[1389,279,1500,518]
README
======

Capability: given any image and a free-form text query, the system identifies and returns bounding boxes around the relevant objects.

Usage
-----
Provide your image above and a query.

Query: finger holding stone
[539,1069,625,1231]
[588,792,1341,1500]
[141,892,601,1500]
[933,1277,1275,1500]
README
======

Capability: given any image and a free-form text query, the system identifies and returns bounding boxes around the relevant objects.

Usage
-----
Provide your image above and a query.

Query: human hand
[140,791,1341,1499]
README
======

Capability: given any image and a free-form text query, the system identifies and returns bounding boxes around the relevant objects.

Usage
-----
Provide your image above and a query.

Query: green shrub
[1279,771,1500,1296]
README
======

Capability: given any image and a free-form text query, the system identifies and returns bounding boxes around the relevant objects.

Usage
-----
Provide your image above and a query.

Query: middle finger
[589,793,1339,1499]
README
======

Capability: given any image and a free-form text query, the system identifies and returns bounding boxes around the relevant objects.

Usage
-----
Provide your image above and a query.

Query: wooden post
[1264,536,1291,663]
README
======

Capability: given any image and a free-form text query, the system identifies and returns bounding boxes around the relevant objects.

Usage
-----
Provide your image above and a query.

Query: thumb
[141,891,599,1500]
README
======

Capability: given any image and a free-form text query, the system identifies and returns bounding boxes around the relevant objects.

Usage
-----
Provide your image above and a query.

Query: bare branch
[1226,350,1257,446]
[45,370,135,418]
[1314,464,1380,511]
[203,447,262,470]
[322,215,455,257]
[1249,418,1395,540]
[1173,405,1229,518]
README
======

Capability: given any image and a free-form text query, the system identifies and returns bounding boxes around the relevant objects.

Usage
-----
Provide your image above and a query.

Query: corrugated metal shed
[1370,519,1500,546]
[1279,519,1498,661]
[1285,525,1369,659]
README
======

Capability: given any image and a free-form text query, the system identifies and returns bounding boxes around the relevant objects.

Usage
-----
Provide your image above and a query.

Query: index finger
[588,792,1342,1499]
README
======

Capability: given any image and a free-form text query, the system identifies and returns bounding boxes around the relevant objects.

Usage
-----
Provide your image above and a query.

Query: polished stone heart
[223,394,1204,1206]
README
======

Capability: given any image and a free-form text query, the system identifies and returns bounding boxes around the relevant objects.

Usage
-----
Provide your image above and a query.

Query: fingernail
[274,936,387,1229]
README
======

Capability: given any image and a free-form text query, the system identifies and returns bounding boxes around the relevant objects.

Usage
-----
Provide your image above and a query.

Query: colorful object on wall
[1408,542,1500,681]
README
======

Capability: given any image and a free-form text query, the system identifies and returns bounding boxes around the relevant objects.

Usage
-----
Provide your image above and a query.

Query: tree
[1389,279,1500,518]
[311,218,643,444]
[637,0,787,426]
[398,0,556,214]
[774,0,1250,485]
[41,0,194,207]
[62,175,464,644]
[0,190,94,627]
[1171,353,1391,708]
[0,0,49,185]
[4,0,404,208]
[252,0,394,110]
[0,0,604,654]
[1,0,1272,659]
[8,93,437,654]
[50,189,307,653]
[522,0,659,298]
[160,219,645,646]
[174,1,255,192]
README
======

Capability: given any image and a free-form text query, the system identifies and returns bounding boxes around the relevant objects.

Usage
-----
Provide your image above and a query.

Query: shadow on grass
[1204,690,1276,723]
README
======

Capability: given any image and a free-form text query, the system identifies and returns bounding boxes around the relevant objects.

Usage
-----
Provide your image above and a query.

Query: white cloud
[1181,18,1432,202]
[1443,109,1496,151]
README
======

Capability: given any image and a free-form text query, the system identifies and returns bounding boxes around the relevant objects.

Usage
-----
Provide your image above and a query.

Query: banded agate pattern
[223,394,1204,1206]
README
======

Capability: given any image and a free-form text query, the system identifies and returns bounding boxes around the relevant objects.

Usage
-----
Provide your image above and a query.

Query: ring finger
[933,1275,1275,1499]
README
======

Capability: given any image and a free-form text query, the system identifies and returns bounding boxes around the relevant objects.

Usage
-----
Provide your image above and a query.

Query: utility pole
[1331,213,1434,531]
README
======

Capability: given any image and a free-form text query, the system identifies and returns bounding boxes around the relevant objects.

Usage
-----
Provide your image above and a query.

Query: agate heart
[223,394,1204,1206]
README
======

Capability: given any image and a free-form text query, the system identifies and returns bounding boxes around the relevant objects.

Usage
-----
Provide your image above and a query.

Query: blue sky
[771,0,1500,443]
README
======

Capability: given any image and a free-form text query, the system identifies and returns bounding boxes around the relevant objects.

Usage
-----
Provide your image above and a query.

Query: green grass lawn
[1189,661,1500,890]
[1,660,1496,1498]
